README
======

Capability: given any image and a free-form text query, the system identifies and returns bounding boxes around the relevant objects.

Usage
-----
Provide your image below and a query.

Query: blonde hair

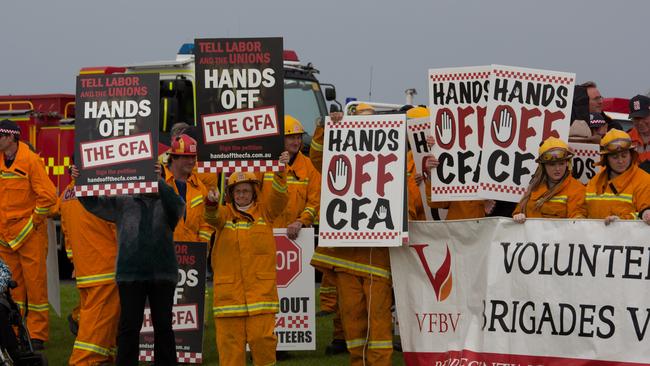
[518,163,570,214]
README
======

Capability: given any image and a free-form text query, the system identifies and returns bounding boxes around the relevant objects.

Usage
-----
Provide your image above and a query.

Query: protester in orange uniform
[59,180,120,365]
[585,129,650,225]
[308,112,347,355]
[512,137,586,222]
[311,104,394,366]
[204,152,289,366]
[627,95,650,165]
[163,134,214,243]
[406,151,427,220]
[262,115,320,239]
[0,119,56,349]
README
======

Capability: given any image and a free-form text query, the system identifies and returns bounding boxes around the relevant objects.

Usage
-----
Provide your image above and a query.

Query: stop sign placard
[275,235,302,288]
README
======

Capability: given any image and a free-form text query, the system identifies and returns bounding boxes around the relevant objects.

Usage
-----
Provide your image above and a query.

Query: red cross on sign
[275,235,302,288]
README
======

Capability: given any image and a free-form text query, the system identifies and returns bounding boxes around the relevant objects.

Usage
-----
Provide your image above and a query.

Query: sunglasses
[601,139,632,153]
[540,149,569,162]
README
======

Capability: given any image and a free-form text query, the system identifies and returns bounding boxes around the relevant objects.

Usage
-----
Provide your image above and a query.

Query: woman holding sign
[584,129,650,225]
[512,137,586,222]
[204,151,289,366]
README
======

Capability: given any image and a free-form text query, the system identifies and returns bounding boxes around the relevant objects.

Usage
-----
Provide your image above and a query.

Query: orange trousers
[69,283,120,365]
[336,271,393,366]
[319,269,344,340]
[0,224,49,341]
[215,313,277,366]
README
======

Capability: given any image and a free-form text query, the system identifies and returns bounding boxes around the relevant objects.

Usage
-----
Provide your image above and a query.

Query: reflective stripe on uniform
[0,171,24,179]
[346,338,367,349]
[310,139,323,152]
[272,180,287,193]
[198,230,212,241]
[76,272,115,286]
[27,303,49,312]
[73,340,116,356]
[190,195,204,208]
[368,340,393,349]
[34,206,50,215]
[66,248,73,259]
[0,217,34,250]
[585,193,633,203]
[302,207,316,218]
[311,252,391,279]
[547,195,568,204]
[212,301,279,316]
[319,286,337,294]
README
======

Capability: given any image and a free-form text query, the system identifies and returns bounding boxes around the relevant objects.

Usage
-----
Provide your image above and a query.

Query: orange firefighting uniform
[204,171,288,366]
[513,176,586,218]
[0,141,56,341]
[163,165,214,243]
[59,181,120,365]
[629,128,650,164]
[311,248,393,366]
[585,162,650,219]
[261,151,320,228]
[407,151,427,220]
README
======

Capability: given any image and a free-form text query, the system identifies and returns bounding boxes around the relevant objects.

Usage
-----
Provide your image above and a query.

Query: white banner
[478,65,575,202]
[319,115,407,247]
[570,142,600,184]
[391,218,650,366]
[429,66,490,201]
[274,229,316,351]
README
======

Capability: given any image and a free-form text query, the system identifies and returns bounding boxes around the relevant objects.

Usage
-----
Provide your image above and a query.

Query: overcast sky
[2,0,648,106]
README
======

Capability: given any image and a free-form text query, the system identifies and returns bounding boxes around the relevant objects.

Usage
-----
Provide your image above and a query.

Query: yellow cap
[284,115,305,135]
[406,106,430,119]
[227,172,259,187]
[536,137,573,163]
[355,103,375,114]
[599,129,634,155]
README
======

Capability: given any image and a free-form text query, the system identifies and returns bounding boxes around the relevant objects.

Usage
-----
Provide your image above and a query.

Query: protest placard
[478,65,575,202]
[194,37,284,173]
[75,73,159,196]
[391,218,650,366]
[274,229,316,351]
[428,66,490,201]
[139,242,207,364]
[406,116,435,220]
[570,142,600,184]
[318,115,407,247]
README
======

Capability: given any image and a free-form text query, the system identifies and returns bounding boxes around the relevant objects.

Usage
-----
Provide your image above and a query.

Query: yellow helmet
[355,103,375,114]
[536,137,573,163]
[284,115,305,135]
[406,106,430,119]
[599,129,634,155]
[227,171,259,187]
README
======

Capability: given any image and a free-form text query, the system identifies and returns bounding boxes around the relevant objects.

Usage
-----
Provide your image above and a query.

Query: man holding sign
[315,105,406,366]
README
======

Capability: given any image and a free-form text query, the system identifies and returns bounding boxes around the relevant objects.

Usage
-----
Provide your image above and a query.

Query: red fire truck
[0,94,76,193]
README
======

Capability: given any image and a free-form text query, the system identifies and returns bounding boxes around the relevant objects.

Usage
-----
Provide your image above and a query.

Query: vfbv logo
[410,244,452,301]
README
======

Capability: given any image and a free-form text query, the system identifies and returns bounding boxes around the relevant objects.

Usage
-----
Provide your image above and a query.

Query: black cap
[629,95,650,119]
[0,119,20,137]
[588,113,607,129]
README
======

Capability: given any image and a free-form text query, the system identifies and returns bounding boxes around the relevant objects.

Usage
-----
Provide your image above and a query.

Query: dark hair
[579,81,597,88]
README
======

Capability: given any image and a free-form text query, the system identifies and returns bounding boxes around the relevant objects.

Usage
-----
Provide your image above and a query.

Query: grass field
[44,283,406,365]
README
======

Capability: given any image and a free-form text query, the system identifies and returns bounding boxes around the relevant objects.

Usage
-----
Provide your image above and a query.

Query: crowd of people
[0,80,649,366]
